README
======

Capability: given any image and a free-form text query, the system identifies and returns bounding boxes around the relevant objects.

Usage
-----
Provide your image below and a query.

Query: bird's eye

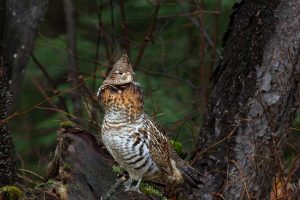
[114,70,123,75]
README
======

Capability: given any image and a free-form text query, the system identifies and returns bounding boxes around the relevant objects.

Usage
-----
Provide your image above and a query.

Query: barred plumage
[98,54,200,193]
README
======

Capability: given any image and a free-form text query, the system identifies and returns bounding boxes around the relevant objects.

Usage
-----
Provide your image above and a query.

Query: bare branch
[134,1,161,68]
[119,0,131,57]
[63,0,82,118]
[31,54,70,116]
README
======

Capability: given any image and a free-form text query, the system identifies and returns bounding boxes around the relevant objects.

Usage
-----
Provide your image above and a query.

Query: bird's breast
[98,84,143,119]
[101,128,160,179]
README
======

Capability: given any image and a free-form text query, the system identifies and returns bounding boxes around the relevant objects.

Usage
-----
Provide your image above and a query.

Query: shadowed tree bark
[0,60,15,186]
[192,0,300,199]
[3,0,48,114]
[0,0,15,186]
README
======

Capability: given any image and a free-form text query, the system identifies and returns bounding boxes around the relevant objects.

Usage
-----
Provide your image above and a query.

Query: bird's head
[101,54,134,88]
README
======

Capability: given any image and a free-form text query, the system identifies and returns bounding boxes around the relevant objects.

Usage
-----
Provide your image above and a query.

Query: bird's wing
[142,117,173,175]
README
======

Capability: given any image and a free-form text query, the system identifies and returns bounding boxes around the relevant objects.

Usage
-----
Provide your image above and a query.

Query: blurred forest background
[9,0,300,180]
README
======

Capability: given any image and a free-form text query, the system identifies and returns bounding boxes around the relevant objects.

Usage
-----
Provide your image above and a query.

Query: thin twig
[31,77,60,111]
[197,0,207,113]
[134,0,161,68]
[63,0,82,118]
[0,56,113,125]
[79,75,103,131]
[176,0,215,50]
[92,0,103,92]
[18,168,44,180]
[37,106,76,119]
[109,0,115,55]
[137,66,200,90]
[119,0,131,57]
[31,54,70,115]
[196,125,239,158]
[17,174,40,185]
[158,9,220,19]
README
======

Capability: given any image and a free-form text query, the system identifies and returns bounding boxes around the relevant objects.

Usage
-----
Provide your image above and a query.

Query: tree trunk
[192,0,300,199]
[0,59,15,186]
[2,0,48,114]
[0,0,15,187]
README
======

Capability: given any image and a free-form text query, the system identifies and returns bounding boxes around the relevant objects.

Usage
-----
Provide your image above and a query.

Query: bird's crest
[109,54,133,75]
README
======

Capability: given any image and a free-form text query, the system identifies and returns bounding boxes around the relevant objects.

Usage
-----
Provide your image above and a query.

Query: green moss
[35,179,55,190]
[60,121,76,128]
[0,186,24,200]
[62,163,72,170]
[140,183,167,199]
[112,165,124,175]
[140,182,167,199]
[170,140,186,158]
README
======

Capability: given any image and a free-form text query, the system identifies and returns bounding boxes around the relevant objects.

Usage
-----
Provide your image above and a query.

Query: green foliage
[140,182,167,199]
[170,139,186,158]
[112,165,124,175]
[35,179,55,190]
[60,121,76,128]
[0,186,24,200]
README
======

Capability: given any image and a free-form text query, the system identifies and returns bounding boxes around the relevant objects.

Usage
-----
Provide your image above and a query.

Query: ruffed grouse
[97,55,200,193]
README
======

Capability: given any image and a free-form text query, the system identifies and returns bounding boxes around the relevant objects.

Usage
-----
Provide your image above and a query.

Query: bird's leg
[124,178,132,190]
[124,178,142,194]
[132,178,142,193]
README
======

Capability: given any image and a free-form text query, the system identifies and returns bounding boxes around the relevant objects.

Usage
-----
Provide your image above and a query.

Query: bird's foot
[124,185,142,194]
[124,179,132,189]
[123,178,142,194]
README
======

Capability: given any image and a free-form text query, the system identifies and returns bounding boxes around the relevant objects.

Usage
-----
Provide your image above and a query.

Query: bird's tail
[178,164,202,187]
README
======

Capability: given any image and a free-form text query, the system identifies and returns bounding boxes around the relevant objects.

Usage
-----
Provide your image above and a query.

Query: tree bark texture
[192,0,300,199]
[2,0,48,114]
[0,59,15,186]
[0,0,15,187]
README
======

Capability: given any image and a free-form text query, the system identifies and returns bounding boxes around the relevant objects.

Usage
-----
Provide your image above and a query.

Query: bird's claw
[124,179,132,188]
[123,178,142,194]
[124,186,142,194]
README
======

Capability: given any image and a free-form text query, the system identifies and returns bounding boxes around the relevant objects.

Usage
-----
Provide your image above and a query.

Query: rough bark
[192,0,300,199]
[0,0,15,187]
[0,59,15,186]
[2,0,48,114]
[45,124,156,200]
